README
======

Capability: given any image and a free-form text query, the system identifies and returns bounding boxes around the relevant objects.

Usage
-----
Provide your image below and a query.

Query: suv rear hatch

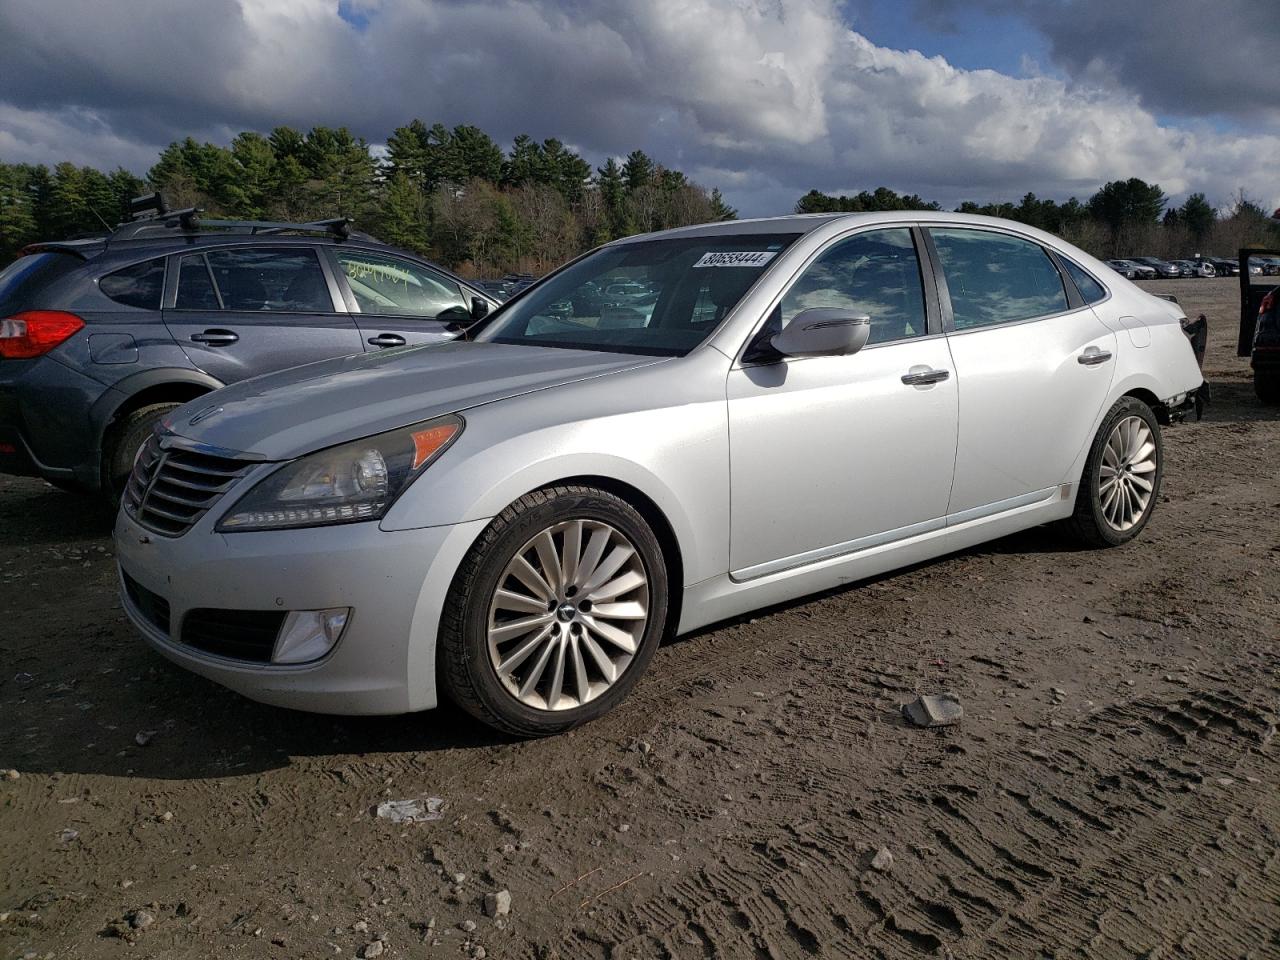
[0,249,88,472]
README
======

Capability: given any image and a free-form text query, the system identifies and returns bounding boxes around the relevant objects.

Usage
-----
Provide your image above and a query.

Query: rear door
[162,246,364,384]
[326,249,473,349]
[927,226,1117,517]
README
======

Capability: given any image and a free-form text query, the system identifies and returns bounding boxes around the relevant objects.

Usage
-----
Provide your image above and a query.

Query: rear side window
[174,249,334,313]
[931,229,1069,330]
[175,255,220,309]
[0,253,80,315]
[1060,258,1107,304]
[100,258,166,309]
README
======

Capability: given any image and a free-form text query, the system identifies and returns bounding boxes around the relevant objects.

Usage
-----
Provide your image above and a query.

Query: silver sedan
[115,212,1206,735]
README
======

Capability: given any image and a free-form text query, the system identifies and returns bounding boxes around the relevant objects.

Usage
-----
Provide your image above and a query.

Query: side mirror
[470,297,490,321]
[771,308,871,358]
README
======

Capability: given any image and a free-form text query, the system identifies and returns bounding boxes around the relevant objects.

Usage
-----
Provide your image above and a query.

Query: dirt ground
[2,277,1277,960]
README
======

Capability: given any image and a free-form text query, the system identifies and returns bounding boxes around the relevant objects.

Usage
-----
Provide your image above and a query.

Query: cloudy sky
[2,0,1278,217]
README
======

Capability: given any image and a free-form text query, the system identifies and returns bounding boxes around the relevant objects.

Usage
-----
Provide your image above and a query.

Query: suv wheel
[439,484,669,737]
[1063,397,1163,548]
[104,403,181,505]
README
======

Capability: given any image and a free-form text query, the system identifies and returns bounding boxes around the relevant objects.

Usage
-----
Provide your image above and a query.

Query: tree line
[0,122,736,275]
[797,179,1280,260]
[4,121,1277,274]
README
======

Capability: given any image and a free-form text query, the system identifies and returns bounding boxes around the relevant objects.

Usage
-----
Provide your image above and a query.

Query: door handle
[901,368,950,386]
[190,329,239,346]
[367,334,407,348]
[1078,347,1113,366]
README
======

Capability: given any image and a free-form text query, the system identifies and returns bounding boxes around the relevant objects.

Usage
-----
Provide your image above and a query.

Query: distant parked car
[1207,257,1239,277]
[1172,259,1214,278]
[1130,257,1182,278]
[1117,259,1157,279]
[1106,259,1141,279]
[0,196,499,500]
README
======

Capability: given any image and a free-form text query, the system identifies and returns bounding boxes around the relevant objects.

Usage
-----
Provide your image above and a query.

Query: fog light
[272,608,350,664]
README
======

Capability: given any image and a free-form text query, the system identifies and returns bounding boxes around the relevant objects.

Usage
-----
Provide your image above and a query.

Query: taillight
[0,311,84,359]
[1260,290,1276,316]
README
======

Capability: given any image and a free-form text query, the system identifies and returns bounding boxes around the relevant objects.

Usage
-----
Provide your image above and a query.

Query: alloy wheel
[1099,415,1157,532]
[486,519,650,711]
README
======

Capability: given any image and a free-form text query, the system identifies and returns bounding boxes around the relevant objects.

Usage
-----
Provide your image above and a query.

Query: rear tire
[1062,397,1163,548]
[103,403,181,506]
[438,484,669,737]
[1255,372,1280,406]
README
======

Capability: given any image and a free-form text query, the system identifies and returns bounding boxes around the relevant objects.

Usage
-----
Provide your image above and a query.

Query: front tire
[1063,397,1163,548]
[439,485,669,737]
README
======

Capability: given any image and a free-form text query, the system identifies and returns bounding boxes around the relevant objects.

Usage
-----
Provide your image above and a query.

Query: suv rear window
[0,252,80,316]
[100,257,166,309]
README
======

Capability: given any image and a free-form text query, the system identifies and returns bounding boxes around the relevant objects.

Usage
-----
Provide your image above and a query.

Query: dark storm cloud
[913,0,1280,126]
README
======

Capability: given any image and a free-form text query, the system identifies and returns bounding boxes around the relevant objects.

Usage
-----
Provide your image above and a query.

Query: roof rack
[110,215,372,244]
[110,193,371,244]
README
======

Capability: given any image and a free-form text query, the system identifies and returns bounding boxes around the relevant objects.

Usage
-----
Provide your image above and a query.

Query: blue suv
[0,199,498,499]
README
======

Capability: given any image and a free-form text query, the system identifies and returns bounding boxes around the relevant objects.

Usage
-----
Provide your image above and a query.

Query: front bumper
[114,509,489,714]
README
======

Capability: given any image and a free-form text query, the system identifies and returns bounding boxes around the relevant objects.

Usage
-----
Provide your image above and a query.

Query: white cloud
[0,0,1277,216]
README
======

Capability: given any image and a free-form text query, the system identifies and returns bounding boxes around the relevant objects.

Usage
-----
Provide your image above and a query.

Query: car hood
[164,341,660,460]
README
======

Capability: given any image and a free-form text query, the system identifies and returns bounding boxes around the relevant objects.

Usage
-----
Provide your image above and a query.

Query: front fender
[88,367,225,455]
[381,402,731,587]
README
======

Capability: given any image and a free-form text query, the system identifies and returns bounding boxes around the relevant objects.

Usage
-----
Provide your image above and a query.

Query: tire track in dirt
[540,669,1277,959]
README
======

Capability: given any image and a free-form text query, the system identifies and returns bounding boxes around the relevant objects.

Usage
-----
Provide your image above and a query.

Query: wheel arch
[89,368,225,482]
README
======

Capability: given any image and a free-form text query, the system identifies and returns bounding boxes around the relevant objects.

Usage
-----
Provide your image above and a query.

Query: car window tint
[335,251,467,319]
[1060,257,1107,304]
[780,228,927,345]
[175,254,220,310]
[203,249,333,313]
[931,229,1069,329]
[99,258,166,309]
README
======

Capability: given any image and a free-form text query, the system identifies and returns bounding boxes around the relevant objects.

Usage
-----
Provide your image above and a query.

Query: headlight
[216,415,462,532]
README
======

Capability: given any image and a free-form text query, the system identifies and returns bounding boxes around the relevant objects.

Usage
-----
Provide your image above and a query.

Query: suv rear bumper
[0,356,102,485]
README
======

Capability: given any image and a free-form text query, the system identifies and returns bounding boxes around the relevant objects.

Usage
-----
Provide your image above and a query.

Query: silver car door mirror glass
[771,308,872,358]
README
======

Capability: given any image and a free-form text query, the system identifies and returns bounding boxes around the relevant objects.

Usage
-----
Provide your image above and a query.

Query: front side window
[335,251,468,320]
[780,228,928,346]
[100,258,166,309]
[173,249,333,313]
[931,228,1069,330]
[475,233,799,356]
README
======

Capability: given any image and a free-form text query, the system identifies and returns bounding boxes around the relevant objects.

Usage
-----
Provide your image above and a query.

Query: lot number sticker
[693,251,777,268]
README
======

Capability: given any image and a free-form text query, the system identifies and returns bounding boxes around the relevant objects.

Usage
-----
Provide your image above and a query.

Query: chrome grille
[123,434,254,536]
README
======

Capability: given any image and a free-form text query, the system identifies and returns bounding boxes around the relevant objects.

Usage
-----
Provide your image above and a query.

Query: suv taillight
[1260,290,1276,316]
[0,311,84,359]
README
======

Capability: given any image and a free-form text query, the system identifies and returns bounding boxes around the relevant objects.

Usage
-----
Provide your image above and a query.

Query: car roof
[608,210,1093,244]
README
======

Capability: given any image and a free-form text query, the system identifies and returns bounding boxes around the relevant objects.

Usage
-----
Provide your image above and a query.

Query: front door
[163,247,364,384]
[927,226,1117,516]
[727,227,958,579]
[327,249,472,349]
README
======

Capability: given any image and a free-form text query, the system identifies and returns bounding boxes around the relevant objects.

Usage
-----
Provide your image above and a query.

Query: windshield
[474,233,800,356]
